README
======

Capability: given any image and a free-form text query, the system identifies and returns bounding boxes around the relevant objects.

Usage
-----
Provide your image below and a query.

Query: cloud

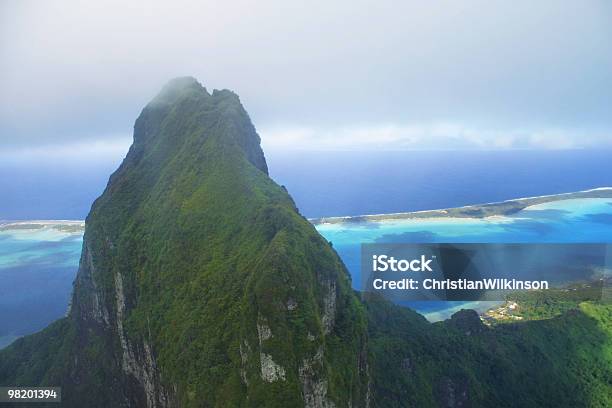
[2,122,607,167]
[1,0,611,153]
[260,124,611,151]
[0,136,131,165]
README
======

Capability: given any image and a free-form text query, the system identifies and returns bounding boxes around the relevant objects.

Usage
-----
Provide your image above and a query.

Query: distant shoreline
[0,220,85,233]
[310,187,612,225]
[2,188,612,229]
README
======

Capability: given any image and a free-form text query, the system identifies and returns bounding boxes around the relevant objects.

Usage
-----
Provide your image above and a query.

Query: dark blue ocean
[2,150,612,220]
[268,149,612,218]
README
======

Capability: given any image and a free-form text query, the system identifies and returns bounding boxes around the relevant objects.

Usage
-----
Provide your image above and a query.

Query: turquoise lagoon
[1,197,611,348]
[0,224,83,348]
[315,198,612,320]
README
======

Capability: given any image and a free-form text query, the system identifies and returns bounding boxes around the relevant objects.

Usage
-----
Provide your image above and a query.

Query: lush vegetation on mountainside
[502,280,606,321]
[84,79,367,406]
[1,78,369,407]
[367,293,611,407]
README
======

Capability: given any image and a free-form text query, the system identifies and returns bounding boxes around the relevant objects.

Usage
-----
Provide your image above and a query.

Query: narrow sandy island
[310,187,612,225]
[0,220,85,233]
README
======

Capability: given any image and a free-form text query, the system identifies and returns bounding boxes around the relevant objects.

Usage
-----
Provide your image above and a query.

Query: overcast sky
[1,0,611,162]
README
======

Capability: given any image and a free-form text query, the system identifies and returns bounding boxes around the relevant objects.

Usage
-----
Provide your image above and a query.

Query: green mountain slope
[0,78,368,407]
[366,298,611,407]
[1,77,610,407]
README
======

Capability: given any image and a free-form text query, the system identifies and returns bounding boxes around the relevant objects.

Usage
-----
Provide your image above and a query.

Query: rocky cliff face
[0,77,369,407]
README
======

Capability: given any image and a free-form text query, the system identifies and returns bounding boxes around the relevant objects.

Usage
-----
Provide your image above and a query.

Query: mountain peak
[132,77,268,174]
[152,77,242,106]
[58,77,365,406]
[149,76,209,106]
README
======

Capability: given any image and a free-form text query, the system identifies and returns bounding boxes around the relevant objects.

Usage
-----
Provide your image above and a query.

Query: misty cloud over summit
[1,0,611,159]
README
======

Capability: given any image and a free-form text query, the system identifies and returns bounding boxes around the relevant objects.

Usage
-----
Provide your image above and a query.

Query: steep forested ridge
[0,78,368,407]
